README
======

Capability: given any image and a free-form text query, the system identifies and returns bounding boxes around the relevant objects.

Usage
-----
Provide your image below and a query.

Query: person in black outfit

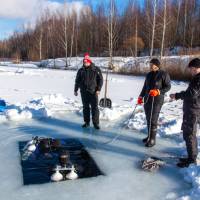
[170,58,200,168]
[74,56,103,129]
[137,58,171,147]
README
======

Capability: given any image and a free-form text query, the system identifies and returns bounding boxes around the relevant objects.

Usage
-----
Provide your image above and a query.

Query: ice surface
[0,64,198,199]
[0,113,191,200]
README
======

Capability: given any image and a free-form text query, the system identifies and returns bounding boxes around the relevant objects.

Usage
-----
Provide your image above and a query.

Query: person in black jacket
[137,58,171,147]
[170,58,200,168]
[74,56,103,129]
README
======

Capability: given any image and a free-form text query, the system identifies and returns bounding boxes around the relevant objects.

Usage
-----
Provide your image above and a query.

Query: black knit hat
[188,58,200,68]
[150,58,160,68]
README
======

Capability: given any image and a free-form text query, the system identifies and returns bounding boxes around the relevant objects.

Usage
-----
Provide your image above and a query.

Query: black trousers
[144,96,163,133]
[181,113,199,161]
[81,91,99,125]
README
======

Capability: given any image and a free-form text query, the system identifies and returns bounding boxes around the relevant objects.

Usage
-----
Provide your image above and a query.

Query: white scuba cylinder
[23,139,34,151]
[51,169,63,182]
[66,165,78,180]
[27,144,36,152]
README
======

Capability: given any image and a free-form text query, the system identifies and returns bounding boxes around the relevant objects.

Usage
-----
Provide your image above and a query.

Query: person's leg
[143,104,151,143]
[177,114,198,167]
[184,114,198,161]
[81,92,90,126]
[184,131,198,161]
[145,99,163,147]
[91,93,100,128]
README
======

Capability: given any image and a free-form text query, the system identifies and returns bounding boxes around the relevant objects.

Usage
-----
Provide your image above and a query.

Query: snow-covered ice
[0,113,190,200]
[0,63,199,200]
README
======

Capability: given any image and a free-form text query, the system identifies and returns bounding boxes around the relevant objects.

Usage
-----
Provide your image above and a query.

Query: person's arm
[139,79,147,97]
[160,72,171,95]
[175,79,200,100]
[74,69,81,93]
[96,67,103,91]
[174,91,186,100]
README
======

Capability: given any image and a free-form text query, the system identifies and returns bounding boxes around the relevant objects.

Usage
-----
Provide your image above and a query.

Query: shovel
[99,68,112,108]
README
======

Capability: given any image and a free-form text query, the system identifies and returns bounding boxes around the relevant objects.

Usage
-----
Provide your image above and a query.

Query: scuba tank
[59,150,70,167]
[38,139,51,154]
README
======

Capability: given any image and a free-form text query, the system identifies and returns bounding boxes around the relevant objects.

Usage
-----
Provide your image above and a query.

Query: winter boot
[142,137,149,143]
[145,129,157,148]
[177,158,197,168]
[82,123,90,128]
[179,157,189,162]
[142,125,150,143]
[93,124,100,130]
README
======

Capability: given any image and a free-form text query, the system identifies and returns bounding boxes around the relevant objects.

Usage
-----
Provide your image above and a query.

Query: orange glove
[149,89,160,97]
[137,97,143,105]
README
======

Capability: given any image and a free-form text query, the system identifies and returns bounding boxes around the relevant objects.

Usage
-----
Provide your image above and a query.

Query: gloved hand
[149,89,160,97]
[169,94,176,100]
[137,97,143,105]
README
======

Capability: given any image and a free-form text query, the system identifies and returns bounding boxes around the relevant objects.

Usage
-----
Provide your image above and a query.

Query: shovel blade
[99,98,112,108]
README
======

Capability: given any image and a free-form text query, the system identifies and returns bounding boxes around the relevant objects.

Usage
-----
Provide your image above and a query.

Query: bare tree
[134,1,139,57]
[1,0,200,60]
[38,27,43,60]
[150,0,157,57]
[175,0,181,45]
[63,3,69,67]
[188,0,197,53]
[107,0,118,69]
[160,0,167,58]
[34,20,44,60]
[56,2,70,68]
[123,36,144,56]
[183,0,188,48]
[69,11,77,65]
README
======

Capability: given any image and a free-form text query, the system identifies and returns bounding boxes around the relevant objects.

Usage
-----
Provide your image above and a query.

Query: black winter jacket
[175,73,200,115]
[74,63,103,94]
[140,70,171,103]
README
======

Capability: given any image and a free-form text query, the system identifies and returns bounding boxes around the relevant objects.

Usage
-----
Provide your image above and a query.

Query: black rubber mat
[19,138,103,185]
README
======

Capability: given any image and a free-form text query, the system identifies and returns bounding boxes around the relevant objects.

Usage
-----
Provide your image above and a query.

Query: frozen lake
[0,112,191,200]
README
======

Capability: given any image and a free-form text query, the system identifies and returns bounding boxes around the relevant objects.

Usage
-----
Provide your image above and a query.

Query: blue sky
[0,0,141,40]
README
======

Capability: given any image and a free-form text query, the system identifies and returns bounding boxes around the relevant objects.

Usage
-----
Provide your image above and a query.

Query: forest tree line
[0,0,200,64]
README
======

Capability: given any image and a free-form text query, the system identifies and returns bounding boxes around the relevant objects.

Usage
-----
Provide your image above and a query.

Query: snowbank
[125,96,200,200]
[1,94,133,122]
[1,63,39,69]
[177,165,200,200]
[2,94,81,121]
[38,55,195,74]
[99,104,132,121]
[38,56,149,72]
[126,95,185,136]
